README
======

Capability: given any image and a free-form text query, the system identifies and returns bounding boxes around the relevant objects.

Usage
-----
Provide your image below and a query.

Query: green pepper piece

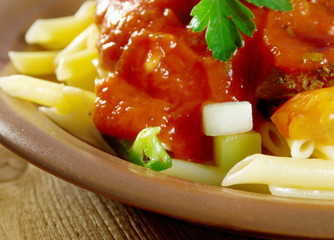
[128,127,172,171]
[106,127,172,171]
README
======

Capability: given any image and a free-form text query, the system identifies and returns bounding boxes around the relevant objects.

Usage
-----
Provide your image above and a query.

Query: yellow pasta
[313,144,334,160]
[269,186,334,200]
[38,86,111,151]
[0,75,65,107]
[0,74,94,110]
[0,74,114,152]
[222,154,334,190]
[286,139,315,159]
[54,24,99,65]
[8,51,59,76]
[259,121,290,157]
[55,48,98,91]
[25,1,96,50]
[1,2,111,151]
[162,159,225,186]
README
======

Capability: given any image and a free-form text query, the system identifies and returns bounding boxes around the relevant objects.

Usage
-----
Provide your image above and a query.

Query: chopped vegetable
[202,101,253,136]
[271,87,334,145]
[109,127,172,171]
[190,0,292,62]
[214,131,261,172]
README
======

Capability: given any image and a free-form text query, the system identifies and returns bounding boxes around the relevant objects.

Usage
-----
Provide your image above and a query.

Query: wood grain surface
[0,145,256,240]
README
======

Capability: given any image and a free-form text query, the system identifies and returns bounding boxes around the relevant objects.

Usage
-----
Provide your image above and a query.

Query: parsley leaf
[245,0,292,11]
[190,0,292,62]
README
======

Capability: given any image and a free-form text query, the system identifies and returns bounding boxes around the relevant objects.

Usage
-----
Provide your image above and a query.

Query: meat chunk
[256,0,334,100]
[257,65,334,100]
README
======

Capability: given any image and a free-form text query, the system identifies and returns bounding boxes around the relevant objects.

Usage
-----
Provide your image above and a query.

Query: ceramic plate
[1,0,334,239]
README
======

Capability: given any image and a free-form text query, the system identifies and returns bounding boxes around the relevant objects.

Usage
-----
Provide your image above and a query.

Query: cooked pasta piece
[55,48,98,91]
[54,24,99,65]
[313,144,334,160]
[269,186,334,200]
[259,121,290,157]
[0,75,65,106]
[222,154,334,190]
[8,50,59,76]
[162,159,225,186]
[286,139,315,159]
[0,75,94,115]
[0,75,112,152]
[25,1,96,49]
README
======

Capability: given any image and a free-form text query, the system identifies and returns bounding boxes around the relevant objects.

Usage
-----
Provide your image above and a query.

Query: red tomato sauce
[93,0,334,162]
[262,0,334,73]
[257,0,334,100]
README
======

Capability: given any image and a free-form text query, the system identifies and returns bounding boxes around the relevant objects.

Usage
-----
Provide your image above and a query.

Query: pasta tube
[259,121,290,157]
[313,144,334,160]
[222,154,334,190]
[269,186,334,200]
[55,48,98,91]
[8,51,59,76]
[0,75,95,112]
[0,75,65,107]
[25,1,96,49]
[54,24,99,65]
[163,159,225,186]
[286,139,315,159]
[0,75,114,152]
[38,86,102,149]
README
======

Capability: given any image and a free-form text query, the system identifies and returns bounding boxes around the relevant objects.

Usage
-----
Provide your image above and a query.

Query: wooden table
[0,144,258,239]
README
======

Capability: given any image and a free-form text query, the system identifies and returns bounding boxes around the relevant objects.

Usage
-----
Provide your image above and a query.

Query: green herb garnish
[190,0,293,62]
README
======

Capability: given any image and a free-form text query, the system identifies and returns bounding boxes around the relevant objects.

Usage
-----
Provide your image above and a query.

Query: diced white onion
[203,101,253,136]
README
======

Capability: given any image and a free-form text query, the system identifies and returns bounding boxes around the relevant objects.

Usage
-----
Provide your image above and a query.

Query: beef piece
[255,0,334,100]
[256,65,334,100]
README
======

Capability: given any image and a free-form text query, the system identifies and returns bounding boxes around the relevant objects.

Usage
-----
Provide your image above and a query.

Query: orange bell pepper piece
[271,87,334,145]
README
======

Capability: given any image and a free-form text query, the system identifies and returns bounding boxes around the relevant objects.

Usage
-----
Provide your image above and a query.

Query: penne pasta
[55,48,98,91]
[0,74,95,111]
[56,49,98,80]
[162,159,226,186]
[0,75,65,107]
[222,154,334,190]
[0,74,113,152]
[9,50,59,76]
[313,144,334,160]
[73,1,97,18]
[38,86,109,150]
[54,24,99,65]
[25,1,96,50]
[269,186,334,200]
[286,139,315,159]
[259,121,290,157]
